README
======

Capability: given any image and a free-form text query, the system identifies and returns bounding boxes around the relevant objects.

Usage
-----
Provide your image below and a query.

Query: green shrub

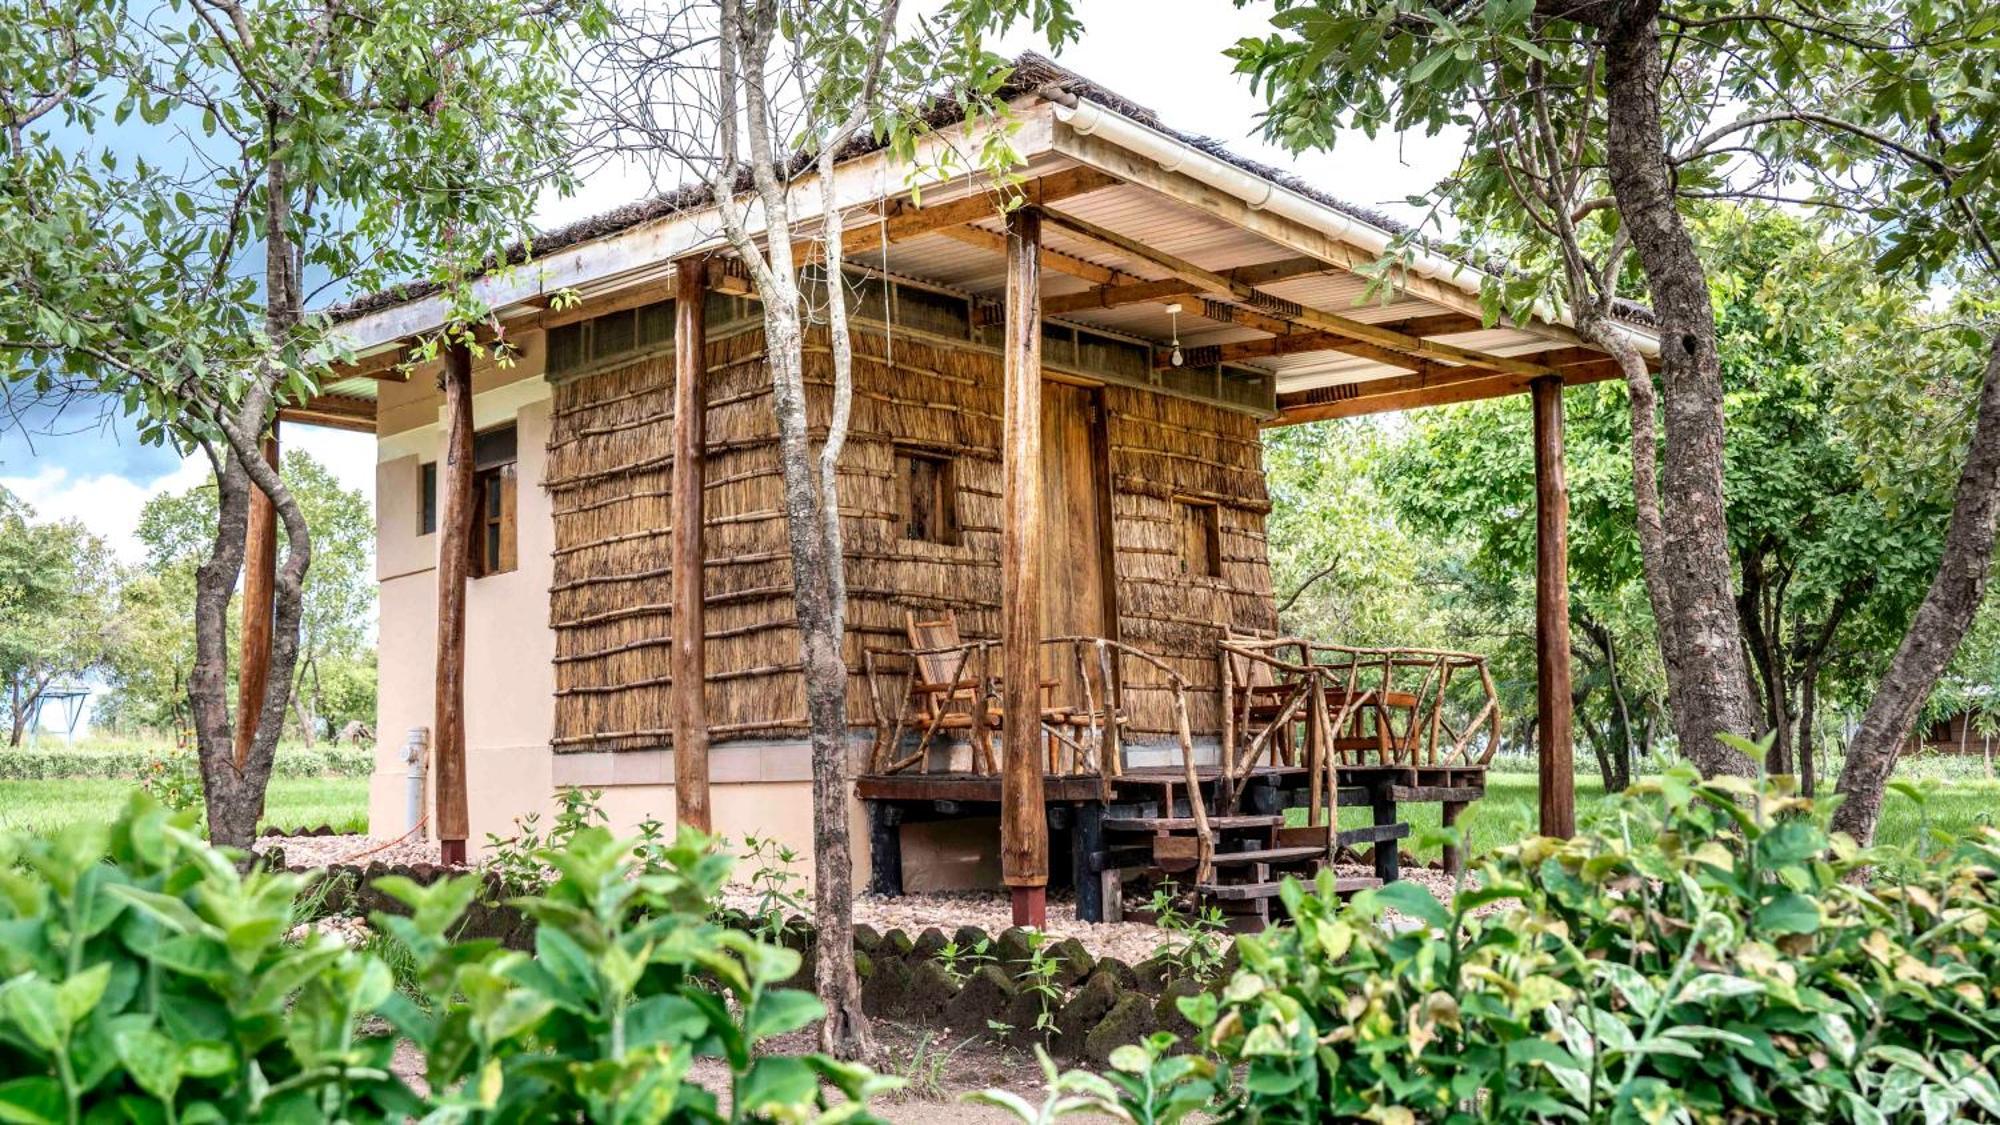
[0,745,372,782]
[0,792,893,1123]
[998,760,2000,1123]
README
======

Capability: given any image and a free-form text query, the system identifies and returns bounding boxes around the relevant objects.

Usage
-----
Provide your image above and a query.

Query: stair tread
[1104,814,1284,831]
[1196,876,1382,901]
[1208,846,1327,866]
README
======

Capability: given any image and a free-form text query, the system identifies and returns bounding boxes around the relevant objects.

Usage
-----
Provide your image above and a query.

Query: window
[1177,498,1221,578]
[471,425,518,577]
[419,462,437,535]
[897,447,958,545]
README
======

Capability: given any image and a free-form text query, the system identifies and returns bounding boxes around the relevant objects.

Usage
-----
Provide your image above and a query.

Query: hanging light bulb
[1165,302,1185,366]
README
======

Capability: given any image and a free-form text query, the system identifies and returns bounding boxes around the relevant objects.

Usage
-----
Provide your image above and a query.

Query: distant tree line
[0,449,375,748]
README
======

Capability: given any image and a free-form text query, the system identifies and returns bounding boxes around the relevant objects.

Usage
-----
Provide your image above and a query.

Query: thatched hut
[289,55,1653,904]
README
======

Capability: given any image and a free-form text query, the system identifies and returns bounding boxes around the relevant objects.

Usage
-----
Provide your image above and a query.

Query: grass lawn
[0,776,370,836]
[1312,767,2000,865]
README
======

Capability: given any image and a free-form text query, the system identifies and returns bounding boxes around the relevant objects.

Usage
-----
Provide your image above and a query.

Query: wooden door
[1039,381,1113,706]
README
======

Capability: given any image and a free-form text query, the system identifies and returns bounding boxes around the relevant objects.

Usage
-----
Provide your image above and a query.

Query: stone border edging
[283,857,1227,1063]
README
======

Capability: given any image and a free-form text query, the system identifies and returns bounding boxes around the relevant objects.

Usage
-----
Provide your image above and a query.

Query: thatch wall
[546,320,1275,753]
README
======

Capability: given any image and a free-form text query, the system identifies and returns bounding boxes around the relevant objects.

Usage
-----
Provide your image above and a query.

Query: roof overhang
[304,89,1656,433]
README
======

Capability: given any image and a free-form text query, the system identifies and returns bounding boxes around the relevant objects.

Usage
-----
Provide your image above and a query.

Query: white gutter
[1051,97,1660,357]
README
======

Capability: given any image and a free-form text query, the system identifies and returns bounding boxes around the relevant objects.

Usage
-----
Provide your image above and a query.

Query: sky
[2,0,1462,563]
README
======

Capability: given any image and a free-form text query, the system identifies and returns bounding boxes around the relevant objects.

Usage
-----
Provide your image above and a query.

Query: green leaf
[1753,892,1822,935]
[55,963,111,1030]
[0,1077,63,1125]
[1361,881,1451,930]
[0,977,64,1052]
[738,1056,817,1113]
[114,1026,183,1102]
[746,989,825,1043]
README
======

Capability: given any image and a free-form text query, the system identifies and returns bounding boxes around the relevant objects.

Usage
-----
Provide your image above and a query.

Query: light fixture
[1165,302,1185,366]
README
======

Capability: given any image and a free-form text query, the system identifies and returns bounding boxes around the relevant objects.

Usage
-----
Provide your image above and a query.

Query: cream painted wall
[369,335,567,845]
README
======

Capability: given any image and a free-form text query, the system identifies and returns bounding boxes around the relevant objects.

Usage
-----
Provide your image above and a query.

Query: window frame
[419,461,438,536]
[895,445,960,547]
[468,424,519,578]
[1175,496,1223,580]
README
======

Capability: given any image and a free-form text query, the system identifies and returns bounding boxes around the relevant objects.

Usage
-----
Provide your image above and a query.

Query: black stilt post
[1371,785,1401,884]
[868,801,904,897]
[1072,801,1106,922]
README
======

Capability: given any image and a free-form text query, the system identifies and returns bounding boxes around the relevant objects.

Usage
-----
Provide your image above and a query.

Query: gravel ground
[261,834,1480,960]
[255,832,447,868]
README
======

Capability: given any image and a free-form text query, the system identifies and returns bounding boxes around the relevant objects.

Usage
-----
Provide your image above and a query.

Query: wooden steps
[1207,845,1326,867]
[1103,814,1283,832]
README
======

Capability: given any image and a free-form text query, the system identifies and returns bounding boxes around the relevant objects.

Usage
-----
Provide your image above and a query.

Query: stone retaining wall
[285,858,1223,1063]
[839,922,1228,1063]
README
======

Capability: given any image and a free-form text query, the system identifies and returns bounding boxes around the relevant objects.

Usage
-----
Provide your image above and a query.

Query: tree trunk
[1602,630,1635,792]
[1798,655,1820,797]
[191,145,314,850]
[766,291,870,1060]
[292,675,317,748]
[1834,335,2000,841]
[1600,0,1758,778]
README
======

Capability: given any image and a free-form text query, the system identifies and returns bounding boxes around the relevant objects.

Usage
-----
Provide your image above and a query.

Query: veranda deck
[856,761,1486,924]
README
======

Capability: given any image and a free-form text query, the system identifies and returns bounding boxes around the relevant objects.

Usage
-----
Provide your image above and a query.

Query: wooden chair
[863,611,999,775]
[1214,631,1318,813]
[1307,646,1502,768]
[1219,628,1308,769]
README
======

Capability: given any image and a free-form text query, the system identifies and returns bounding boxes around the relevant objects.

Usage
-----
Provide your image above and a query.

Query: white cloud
[1,456,212,564]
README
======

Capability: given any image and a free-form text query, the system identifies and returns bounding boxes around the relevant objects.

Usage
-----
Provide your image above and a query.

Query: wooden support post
[1072,800,1105,922]
[1000,208,1049,929]
[1441,799,1466,876]
[867,801,903,897]
[672,256,712,833]
[434,341,475,865]
[234,422,279,768]
[1371,785,1400,885]
[1532,376,1576,839]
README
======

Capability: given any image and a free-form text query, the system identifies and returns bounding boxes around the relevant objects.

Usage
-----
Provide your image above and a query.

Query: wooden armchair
[1215,630,1321,814]
[863,611,999,775]
[1307,645,1502,768]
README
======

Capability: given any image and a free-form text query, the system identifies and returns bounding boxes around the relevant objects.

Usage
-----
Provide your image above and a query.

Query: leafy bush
[0,793,892,1123]
[997,762,2000,1123]
[0,744,372,781]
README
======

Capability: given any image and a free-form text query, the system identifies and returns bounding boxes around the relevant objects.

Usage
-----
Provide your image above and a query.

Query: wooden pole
[234,422,279,768]
[434,340,475,864]
[1000,208,1048,928]
[671,257,712,833]
[1532,376,1576,838]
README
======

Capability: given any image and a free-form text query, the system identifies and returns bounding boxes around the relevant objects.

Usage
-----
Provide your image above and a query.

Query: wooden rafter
[325,344,416,382]
[865,167,1121,245]
[1043,278,1200,315]
[277,394,376,433]
[1271,357,1621,424]
[1039,206,1559,379]
[1043,256,1335,317]
[933,225,1139,288]
[1186,300,1429,374]
[1161,313,1487,370]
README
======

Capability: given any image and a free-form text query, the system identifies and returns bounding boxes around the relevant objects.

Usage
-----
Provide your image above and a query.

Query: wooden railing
[863,636,1200,798]
[1216,637,1501,815]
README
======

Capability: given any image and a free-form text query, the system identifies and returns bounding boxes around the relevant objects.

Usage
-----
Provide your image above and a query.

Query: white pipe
[1053,99,1662,357]
[404,727,430,838]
